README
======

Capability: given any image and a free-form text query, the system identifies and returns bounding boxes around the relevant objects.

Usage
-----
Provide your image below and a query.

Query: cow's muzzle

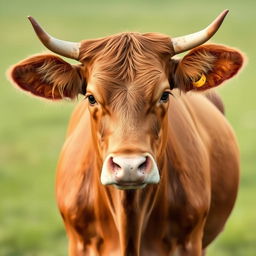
[101,153,160,190]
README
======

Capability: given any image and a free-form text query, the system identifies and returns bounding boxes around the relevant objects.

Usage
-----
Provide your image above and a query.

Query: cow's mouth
[113,183,147,190]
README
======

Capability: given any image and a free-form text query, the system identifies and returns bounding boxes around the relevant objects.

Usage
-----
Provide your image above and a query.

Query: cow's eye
[88,95,97,105]
[160,91,170,103]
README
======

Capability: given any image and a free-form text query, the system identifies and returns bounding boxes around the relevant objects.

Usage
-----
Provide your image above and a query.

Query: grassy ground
[0,0,255,255]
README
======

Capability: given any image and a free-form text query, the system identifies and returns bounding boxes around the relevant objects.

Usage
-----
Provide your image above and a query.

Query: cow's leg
[178,241,203,256]
[67,230,82,256]
[65,225,88,256]
[178,221,206,256]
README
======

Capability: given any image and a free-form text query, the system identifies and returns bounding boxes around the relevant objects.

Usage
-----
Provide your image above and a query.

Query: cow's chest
[66,203,201,256]
[59,169,207,255]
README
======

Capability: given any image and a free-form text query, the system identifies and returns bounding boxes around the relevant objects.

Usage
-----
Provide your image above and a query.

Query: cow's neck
[103,188,161,255]
[95,157,166,256]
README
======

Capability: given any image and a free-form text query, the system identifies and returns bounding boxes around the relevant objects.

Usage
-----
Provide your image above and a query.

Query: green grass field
[0,0,255,255]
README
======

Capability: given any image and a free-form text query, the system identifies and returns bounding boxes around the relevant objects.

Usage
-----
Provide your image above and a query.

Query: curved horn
[172,10,229,54]
[28,16,80,59]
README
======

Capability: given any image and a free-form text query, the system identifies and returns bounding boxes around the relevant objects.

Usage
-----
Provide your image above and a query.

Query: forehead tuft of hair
[79,32,173,84]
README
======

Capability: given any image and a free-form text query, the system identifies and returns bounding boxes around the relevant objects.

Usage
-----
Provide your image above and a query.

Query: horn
[28,16,80,59]
[172,10,229,54]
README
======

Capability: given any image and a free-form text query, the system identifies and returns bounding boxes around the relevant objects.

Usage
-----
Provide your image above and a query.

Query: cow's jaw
[101,153,160,190]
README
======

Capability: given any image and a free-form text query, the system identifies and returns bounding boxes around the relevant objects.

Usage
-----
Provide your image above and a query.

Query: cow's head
[9,10,243,190]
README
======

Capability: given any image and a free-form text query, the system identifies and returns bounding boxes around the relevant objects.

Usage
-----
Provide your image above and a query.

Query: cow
[8,10,244,256]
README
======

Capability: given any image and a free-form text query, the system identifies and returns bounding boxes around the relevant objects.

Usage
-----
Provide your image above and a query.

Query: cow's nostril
[138,156,148,171]
[110,157,121,171]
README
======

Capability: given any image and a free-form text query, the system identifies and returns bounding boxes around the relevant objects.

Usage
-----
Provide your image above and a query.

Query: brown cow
[9,10,244,256]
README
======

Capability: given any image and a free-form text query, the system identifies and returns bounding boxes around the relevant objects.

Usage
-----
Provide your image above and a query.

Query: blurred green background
[0,0,255,255]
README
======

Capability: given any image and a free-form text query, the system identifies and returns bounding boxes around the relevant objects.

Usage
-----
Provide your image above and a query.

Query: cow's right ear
[8,54,85,100]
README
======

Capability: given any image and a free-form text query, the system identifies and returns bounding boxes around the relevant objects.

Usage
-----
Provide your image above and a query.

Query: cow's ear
[9,54,85,100]
[172,44,244,92]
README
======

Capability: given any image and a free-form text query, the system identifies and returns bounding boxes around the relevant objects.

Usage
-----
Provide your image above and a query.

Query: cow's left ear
[172,44,244,91]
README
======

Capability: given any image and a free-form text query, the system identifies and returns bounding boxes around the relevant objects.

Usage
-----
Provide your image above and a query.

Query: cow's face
[86,76,171,188]
[78,34,174,189]
[9,13,244,189]
[86,79,170,189]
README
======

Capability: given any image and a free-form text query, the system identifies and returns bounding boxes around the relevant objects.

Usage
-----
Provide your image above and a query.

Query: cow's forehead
[82,32,173,114]
[87,50,169,85]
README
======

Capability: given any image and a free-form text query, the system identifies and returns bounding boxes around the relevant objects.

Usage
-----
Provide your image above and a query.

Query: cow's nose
[111,155,149,181]
[101,154,160,189]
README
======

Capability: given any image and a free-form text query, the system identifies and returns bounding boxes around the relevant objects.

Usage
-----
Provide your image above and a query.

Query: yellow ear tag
[192,74,206,88]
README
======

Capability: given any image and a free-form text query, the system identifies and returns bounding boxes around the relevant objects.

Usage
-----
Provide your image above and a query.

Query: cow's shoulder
[56,100,95,215]
[66,100,89,136]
